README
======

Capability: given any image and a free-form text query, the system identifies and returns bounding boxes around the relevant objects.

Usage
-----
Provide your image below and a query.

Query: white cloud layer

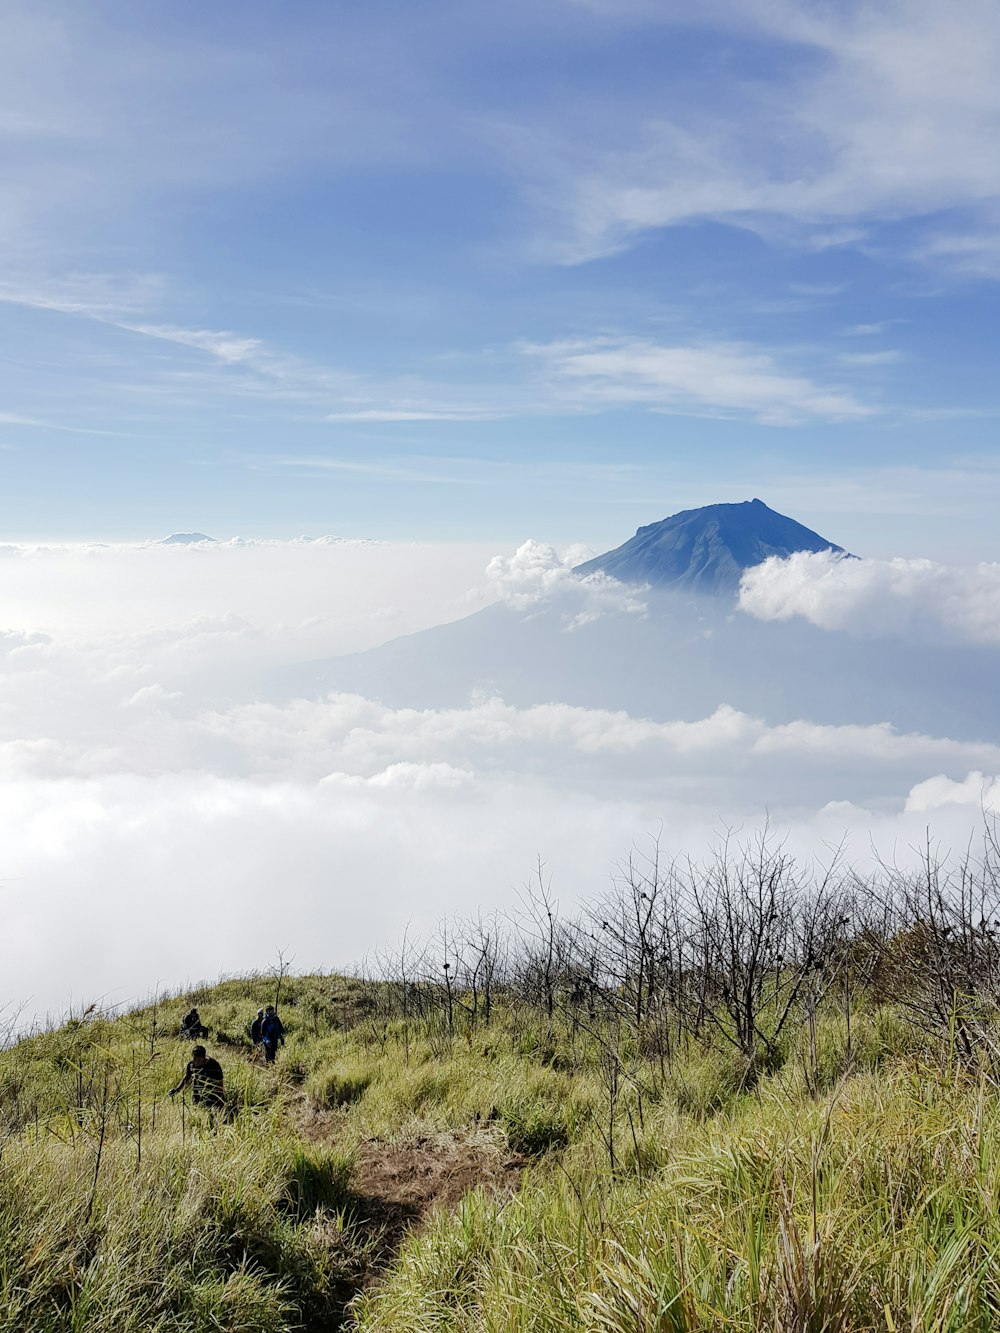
[3,538,1000,1023]
[740,549,1000,644]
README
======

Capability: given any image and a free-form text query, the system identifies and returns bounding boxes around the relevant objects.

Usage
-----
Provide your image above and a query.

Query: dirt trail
[307,1124,528,1328]
[353,1127,526,1215]
[347,1128,527,1275]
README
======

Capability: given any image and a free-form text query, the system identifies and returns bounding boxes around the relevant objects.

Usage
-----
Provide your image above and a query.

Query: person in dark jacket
[180,1007,208,1039]
[250,1008,265,1047]
[260,1006,285,1064]
[169,1046,225,1119]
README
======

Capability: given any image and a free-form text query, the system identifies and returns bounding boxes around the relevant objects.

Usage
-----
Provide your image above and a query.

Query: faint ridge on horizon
[160,532,217,545]
[574,497,846,594]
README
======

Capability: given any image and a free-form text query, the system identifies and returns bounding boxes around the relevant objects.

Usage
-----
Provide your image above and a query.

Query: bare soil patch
[304,1124,528,1327]
[352,1127,525,1215]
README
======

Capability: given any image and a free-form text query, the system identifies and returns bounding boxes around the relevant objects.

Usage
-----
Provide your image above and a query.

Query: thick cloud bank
[2,539,999,1023]
[740,549,1000,645]
[485,539,646,626]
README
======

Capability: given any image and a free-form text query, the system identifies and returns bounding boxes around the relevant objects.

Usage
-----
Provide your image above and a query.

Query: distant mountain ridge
[574,498,845,593]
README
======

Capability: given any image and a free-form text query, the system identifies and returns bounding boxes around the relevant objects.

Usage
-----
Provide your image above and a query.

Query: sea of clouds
[3,537,999,1024]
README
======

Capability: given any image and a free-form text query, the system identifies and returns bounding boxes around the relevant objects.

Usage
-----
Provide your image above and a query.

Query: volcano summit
[574,498,845,594]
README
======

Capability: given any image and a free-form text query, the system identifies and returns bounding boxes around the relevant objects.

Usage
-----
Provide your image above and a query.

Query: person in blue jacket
[260,1005,285,1064]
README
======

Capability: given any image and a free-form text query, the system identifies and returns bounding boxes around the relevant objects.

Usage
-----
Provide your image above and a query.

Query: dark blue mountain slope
[574,498,843,593]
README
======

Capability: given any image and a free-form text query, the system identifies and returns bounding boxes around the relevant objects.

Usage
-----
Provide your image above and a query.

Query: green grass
[354,1064,1000,1331]
[2,970,1000,1330]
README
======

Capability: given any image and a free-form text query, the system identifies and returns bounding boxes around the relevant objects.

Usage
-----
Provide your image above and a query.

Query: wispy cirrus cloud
[24,278,883,434]
[11,295,880,427]
[4,291,509,421]
[842,321,907,337]
[523,0,1000,269]
[522,336,874,424]
[0,272,168,318]
[911,227,1000,278]
[836,350,904,367]
[324,408,504,422]
[0,409,122,437]
[119,323,267,365]
[257,456,480,485]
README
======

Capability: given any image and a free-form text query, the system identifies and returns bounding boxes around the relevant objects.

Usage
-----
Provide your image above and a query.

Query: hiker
[260,1005,285,1064]
[249,1007,265,1047]
[180,1007,208,1039]
[169,1045,225,1119]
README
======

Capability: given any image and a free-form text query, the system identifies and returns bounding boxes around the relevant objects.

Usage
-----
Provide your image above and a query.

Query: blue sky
[2,0,999,556]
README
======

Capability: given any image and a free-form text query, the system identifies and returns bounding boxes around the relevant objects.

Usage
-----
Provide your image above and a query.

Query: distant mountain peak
[160,532,216,545]
[575,499,845,594]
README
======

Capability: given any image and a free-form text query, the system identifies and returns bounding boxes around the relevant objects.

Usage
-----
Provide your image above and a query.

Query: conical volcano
[573,498,844,593]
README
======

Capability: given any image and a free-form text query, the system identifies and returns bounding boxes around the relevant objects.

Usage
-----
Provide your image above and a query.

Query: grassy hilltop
[5,833,1000,1330]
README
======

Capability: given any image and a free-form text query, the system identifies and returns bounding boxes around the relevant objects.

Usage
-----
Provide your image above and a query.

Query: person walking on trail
[250,1007,265,1048]
[260,1005,285,1064]
[169,1045,225,1118]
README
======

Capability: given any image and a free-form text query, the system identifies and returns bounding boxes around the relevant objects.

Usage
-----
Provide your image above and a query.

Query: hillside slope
[6,836,1000,1331]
